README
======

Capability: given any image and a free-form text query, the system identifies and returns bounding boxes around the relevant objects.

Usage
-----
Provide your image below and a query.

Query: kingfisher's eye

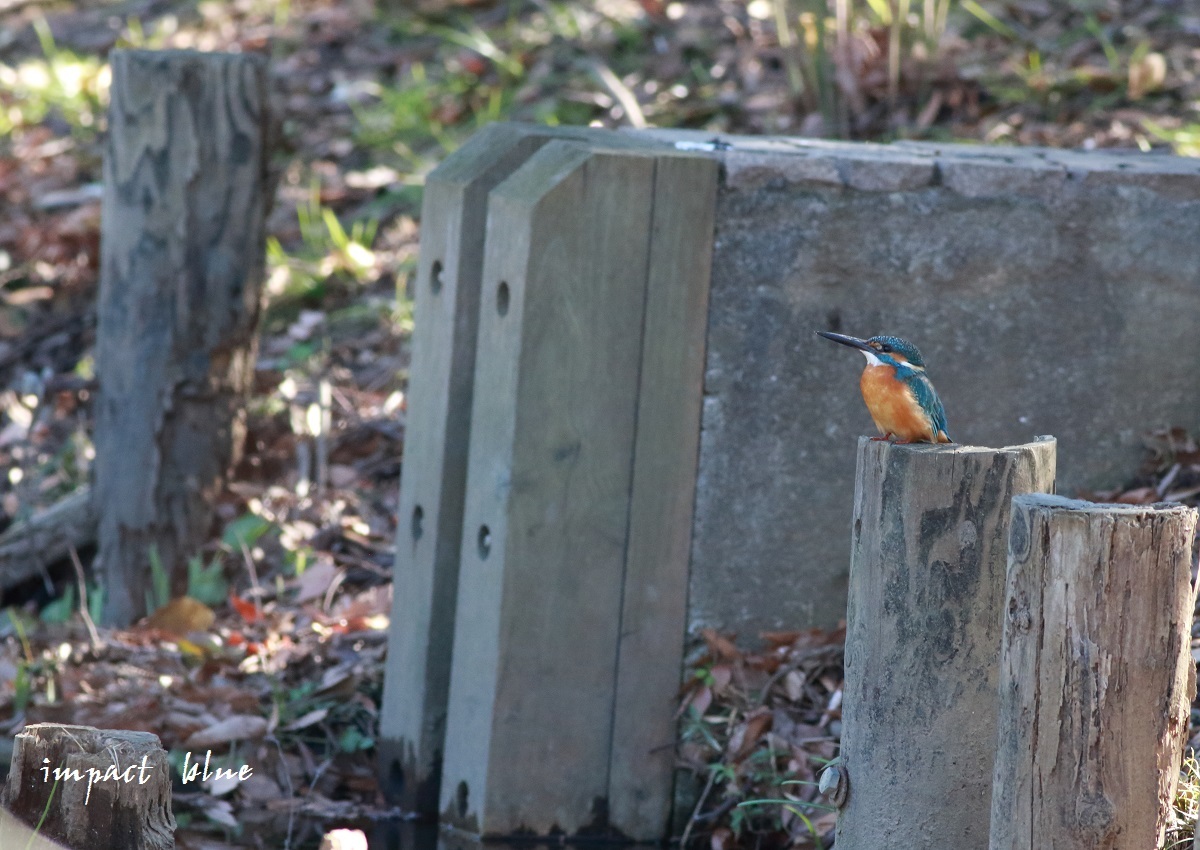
[879,343,892,353]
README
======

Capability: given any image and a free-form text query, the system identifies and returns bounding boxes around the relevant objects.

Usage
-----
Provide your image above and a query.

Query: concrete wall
[655,131,1200,635]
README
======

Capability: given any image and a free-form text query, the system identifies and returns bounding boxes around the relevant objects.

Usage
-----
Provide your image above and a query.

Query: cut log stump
[1,724,175,850]
[833,436,1056,849]
[94,50,273,626]
[990,495,1197,850]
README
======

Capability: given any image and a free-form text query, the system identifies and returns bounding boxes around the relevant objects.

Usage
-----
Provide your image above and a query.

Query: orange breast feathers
[859,364,936,442]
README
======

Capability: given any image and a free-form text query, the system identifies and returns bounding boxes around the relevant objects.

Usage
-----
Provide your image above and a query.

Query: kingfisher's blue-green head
[816,331,927,370]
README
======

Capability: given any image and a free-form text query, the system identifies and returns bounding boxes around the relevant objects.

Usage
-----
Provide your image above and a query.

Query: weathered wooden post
[94,50,273,625]
[831,436,1056,848]
[438,140,716,839]
[377,123,553,815]
[990,496,1197,850]
[377,123,688,815]
[2,724,175,850]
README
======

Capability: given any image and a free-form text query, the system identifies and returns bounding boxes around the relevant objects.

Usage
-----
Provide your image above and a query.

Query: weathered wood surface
[378,123,554,815]
[834,436,1056,849]
[440,141,655,837]
[0,486,94,591]
[94,50,272,625]
[990,495,1197,850]
[2,724,175,850]
[438,140,714,840]
[608,151,718,837]
[377,123,684,816]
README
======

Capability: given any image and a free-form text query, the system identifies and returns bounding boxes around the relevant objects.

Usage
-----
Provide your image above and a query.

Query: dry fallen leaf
[185,715,269,749]
[146,597,216,637]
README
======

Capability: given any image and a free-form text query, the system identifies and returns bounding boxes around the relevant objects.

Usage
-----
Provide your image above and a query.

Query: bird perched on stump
[817,331,952,444]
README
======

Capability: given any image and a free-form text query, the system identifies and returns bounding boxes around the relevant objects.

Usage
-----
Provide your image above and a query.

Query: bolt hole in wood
[456,781,469,818]
[496,281,510,316]
[411,504,424,541]
[431,260,444,294]
[477,525,491,559]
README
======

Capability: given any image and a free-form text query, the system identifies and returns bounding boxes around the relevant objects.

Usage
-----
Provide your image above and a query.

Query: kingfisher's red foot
[869,436,890,441]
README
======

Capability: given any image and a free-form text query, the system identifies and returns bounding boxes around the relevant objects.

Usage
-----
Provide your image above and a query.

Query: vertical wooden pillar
[834,436,1056,849]
[377,124,689,817]
[2,724,174,850]
[94,50,272,625]
[990,496,1197,850]
[438,140,717,839]
[377,123,554,815]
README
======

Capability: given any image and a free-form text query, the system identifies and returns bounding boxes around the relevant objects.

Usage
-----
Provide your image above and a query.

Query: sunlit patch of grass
[264,186,380,326]
[0,18,109,141]
[1142,119,1200,157]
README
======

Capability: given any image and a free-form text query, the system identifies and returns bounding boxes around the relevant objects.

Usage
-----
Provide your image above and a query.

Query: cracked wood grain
[990,495,1197,850]
[94,50,272,625]
[836,436,1056,849]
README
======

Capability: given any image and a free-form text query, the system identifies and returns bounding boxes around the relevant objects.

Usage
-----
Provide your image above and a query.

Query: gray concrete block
[630,129,1200,636]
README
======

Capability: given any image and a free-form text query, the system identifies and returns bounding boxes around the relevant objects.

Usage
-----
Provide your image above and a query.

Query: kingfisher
[817,331,952,444]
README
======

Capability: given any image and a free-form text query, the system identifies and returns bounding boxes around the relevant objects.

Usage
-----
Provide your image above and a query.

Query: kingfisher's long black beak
[816,330,872,353]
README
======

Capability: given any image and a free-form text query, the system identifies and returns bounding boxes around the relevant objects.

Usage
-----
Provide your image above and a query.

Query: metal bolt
[819,763,850,808]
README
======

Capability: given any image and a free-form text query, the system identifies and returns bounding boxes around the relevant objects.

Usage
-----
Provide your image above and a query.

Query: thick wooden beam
[990,495,1197,850]
[94,50,272,625]
[609,151,717,837]
[377,123,687,817]
[437,140,714,839]
[833,436,1056,848]
[440,140,656,837]
[1,724,174,850]
[378,123,555,816]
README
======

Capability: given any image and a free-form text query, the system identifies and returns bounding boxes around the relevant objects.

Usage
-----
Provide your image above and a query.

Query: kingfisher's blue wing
[910,372,950,440]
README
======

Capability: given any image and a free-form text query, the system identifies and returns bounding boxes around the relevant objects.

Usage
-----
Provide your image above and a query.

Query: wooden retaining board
[378,123,552,813]
[438,140,717,839]
[378,123,700,817]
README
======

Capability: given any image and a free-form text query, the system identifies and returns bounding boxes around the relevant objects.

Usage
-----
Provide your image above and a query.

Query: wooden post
[990,496,1197,850]
[1,724,175,850]
[94,50,272,625]
[377,123,555,816]
[833,436,1056,849]
[377,123,688,816]
[438,140,717,839]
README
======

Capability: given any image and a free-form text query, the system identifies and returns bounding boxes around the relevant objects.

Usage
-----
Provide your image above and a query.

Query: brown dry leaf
[146,597,216,636]
[701,628,741,662]
[1128,51,1166,100]
[710,826,734,850]
[727,707,773,762]
[710,663,733,695]
[293,557,339,604]
[185,715,269,749]
[681,684,712,719]
[1115,486,1158,505]
[761,630,804,648]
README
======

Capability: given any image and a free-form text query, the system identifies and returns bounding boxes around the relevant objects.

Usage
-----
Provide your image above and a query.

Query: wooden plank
[378,123,556,815]
[379,123,684,815]
[439,141,658,836]
[990,496,1197,850]
[834,436,1056,849]
[607,152,719,838]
